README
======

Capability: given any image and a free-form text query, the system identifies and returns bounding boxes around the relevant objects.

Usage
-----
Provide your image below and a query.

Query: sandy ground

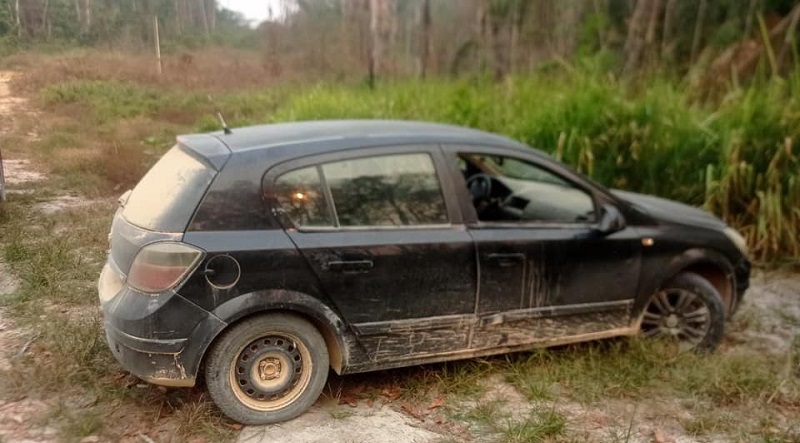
[237,404,442,443]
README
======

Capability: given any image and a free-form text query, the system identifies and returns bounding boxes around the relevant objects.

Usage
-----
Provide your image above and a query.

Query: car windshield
[122,146,216,232]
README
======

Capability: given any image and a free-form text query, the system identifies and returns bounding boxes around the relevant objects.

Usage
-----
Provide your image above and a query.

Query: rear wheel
[204,313,329,424]
[640,272,725,352]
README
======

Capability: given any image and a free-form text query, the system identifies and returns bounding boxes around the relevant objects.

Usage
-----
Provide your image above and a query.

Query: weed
[672,351,788,405]
[59,407,104,442]
[328,408,355,420]
[498,408,567,443]
[455,399,505,429]
[681,407,738,436]
[506,339,669,403]
[169,397,235,442]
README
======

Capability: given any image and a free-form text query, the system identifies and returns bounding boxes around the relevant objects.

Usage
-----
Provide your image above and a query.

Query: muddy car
[98,120,750,424]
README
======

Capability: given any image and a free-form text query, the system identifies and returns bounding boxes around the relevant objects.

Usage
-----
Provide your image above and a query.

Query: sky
[218,0,286,25]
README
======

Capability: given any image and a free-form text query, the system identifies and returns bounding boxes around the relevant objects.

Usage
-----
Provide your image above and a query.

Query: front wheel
[640,272,725,353]
[204,313,329,425]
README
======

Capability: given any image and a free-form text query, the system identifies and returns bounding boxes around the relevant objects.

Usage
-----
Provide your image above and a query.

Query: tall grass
[38,69,800,262]
[261,75,799,263]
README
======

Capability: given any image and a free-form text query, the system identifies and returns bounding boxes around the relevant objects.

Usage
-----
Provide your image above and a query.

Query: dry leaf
[381,385,402,401]
[401,402,426,421]
[427,397,445,410]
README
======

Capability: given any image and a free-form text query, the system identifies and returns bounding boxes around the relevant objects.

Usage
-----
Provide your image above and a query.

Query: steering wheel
[466,173,493,203]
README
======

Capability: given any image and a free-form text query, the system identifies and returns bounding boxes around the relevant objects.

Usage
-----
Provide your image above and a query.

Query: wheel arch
[200,289,355,376]
[635,248,737,318]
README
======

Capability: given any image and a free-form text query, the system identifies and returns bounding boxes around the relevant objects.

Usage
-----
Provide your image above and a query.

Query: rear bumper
[99,263,226,387]
[105,322,195,387]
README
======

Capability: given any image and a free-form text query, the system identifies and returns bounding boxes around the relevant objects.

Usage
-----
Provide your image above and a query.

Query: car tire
[640,272,725,353]
[204,313,329,425]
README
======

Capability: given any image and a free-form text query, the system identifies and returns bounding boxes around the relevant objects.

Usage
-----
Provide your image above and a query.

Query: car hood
[611,189,726,230]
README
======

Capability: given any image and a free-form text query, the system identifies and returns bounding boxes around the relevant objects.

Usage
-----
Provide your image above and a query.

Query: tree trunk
[489,14,507,81]
[661,0,677,60]
[509,0,521,74]
[154,15,162,75]
[199,0,210,38]
[369,0,391,85]
[623,0,654,75]
[42,0,50,38]
[174,0,182,35]
[206,0,216,32]
[645,0,662,45]
[690,0,708,64]
[592,0,606,50]
[85,0,92,32]
[417,0,430,78]
[14,0,20,37]
[476,0,488,74]
[74,0,81,22]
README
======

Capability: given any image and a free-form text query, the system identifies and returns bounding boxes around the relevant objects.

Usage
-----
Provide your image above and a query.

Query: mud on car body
[98,120,751,424]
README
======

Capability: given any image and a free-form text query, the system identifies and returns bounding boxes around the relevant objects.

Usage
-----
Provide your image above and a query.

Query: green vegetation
[36,67,800,263]
[504,339,797,406]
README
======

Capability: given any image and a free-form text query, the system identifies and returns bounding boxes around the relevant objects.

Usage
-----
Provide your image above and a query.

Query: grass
[0,190,234,441]
[498,408,567,443]
[506,339,668,403]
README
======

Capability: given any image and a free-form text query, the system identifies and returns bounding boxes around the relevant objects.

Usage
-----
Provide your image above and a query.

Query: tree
[623,0,661,75]
[368,0,391,85]
[417,0,430,78]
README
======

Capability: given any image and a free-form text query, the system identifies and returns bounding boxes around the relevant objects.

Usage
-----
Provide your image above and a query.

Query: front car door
[442,145,642,350]
[264,145,477,367]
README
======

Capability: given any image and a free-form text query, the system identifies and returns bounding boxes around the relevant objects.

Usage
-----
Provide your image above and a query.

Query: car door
[442,145,642,350]
[264,145,477,363]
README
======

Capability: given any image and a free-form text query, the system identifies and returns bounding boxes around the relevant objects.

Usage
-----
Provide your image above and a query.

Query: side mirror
[596,204,626,235]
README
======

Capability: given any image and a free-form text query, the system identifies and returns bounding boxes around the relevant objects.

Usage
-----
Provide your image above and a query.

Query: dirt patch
[0,71,28,119]
[34,195,100,215]
[0,260,21,372]
[3,159,45,185]
[237,403,443,443]
[0,262,53,443]
[729,271,800,354]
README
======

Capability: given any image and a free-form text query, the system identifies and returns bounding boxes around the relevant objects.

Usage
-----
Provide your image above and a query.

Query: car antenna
[207,95,233,135]
[217,112,232,135]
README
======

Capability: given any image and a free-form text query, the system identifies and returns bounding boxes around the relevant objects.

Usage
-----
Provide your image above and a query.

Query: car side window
[459,153,596,224]
[322,153,448,227]
[274,166,334,228]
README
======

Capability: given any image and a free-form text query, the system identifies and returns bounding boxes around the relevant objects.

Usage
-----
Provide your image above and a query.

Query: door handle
[486,252,525,267]
[326,259,374,273]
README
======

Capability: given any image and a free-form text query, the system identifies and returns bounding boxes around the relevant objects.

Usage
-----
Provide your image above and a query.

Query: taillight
[127,242,204,294]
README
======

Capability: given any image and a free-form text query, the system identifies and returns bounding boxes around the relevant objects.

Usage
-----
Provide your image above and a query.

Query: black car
[98,120,750,424]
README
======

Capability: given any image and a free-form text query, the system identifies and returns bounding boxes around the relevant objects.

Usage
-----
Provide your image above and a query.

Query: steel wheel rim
[229,332,313,412]
[641,288,711,351]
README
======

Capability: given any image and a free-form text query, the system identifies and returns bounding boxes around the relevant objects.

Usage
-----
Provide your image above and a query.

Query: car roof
[212,120,526,151]
[177,120,542,169]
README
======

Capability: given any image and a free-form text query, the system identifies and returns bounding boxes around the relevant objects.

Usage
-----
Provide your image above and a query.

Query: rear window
[122,146,216,232]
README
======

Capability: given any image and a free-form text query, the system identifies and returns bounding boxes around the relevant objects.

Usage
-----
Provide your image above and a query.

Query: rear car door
[443,145,642,349]
[264,145,477,364]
